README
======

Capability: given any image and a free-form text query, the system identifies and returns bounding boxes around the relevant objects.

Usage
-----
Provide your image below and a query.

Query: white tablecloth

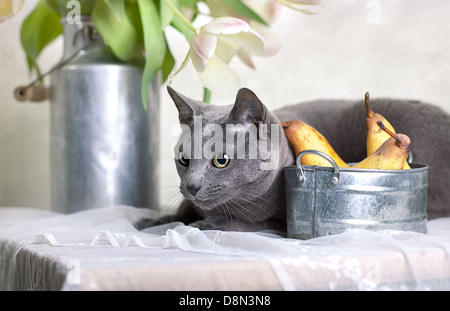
[1,206,450,290]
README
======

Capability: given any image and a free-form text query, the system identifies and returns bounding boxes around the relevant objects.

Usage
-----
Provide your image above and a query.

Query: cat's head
[168,86,290,219]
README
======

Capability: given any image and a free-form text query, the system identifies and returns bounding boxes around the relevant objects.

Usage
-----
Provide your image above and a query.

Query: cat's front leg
[189,215,232,231]
[135,200,202,230]
[189,215,284,232]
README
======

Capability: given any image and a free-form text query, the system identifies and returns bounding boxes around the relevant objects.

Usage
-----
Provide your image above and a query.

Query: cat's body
[153,87,450,231]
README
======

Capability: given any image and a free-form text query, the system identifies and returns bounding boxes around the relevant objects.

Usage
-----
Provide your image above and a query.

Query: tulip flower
[173,17,265,98]
[204,0,321,69]
[167,0,322,98]
[206,0,281,24]
[206,0,281,62]
[243,0,281,24]
[276,0,322,14]
[0,0,23,23]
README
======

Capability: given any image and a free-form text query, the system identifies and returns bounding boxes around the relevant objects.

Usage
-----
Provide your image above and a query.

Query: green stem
[203,87,211,104]
[162,0,197,34]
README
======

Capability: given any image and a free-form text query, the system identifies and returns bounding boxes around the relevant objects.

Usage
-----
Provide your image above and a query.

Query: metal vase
[49,18,159,213]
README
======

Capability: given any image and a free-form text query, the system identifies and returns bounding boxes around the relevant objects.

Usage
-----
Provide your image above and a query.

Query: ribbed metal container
[49,18,159,213]
[284,150,428,239]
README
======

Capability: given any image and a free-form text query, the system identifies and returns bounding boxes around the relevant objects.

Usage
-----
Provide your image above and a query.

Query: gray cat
[152,86,450,232]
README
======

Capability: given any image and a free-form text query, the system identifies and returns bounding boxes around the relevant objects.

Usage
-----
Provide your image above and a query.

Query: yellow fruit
[352,122,411,170]
[281,120,350,168]
[364,92,411,169]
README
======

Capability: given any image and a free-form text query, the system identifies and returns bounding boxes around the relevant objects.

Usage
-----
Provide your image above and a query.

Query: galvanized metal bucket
[284,150,428,239]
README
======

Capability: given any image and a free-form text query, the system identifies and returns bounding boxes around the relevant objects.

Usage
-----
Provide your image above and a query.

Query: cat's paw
[190,216,286,232]
[134,218,159,230]
[134,214,179,230]
[189,216,231,231]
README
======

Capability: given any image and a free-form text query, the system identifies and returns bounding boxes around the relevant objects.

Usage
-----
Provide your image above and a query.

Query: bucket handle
[296,150,340,188]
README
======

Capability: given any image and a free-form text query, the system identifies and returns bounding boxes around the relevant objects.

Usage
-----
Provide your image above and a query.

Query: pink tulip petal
[249,21,281,56]
[224,30,265,56]
[277,0,322,14]
[215,36,239,64]
[197,55,240,98]
[190,47,209,73]
[237,51,255,69]
[189,34,218,72]
[202,17,251,36]
[190,34,217,60]
[243,0,281,25]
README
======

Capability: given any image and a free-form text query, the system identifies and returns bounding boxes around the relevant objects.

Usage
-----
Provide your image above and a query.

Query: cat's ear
[167,86,195,124]
[227,88,266,125]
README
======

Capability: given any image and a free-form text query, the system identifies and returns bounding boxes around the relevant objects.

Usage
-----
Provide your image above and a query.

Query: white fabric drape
[1,206,450,290]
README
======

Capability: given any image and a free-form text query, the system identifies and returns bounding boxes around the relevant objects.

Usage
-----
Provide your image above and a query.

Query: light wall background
[1,0,450,210]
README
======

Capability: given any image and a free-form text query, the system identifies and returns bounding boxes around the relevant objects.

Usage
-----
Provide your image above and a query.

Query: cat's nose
[186,182,201,196]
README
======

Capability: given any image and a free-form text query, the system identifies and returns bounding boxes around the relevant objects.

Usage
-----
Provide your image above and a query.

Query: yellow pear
[364,92,411,169]
[281,120,350,168]
[353,121,411,170]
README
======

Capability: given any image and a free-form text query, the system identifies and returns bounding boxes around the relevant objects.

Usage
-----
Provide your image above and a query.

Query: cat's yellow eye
[212,153,230,168]
[178,153,190,166]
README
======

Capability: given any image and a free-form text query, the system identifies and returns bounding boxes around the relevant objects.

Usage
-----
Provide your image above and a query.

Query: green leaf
[161,38,175,83]
[104,0,125,22]
[92,0,141,63]
[137,0,166,109]
[125,0,143,44]
[170,13,195,40]
[163,0,196,40]
[221,0,268,26]
[160,0,177,29]
[20,0,63,74]
[45,0,96,15]
[179,0,198,8]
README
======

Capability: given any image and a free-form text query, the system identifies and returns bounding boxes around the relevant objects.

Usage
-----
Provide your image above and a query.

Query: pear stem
[281,122,290,129]
[377,121,402,145]
[365,92,374,118]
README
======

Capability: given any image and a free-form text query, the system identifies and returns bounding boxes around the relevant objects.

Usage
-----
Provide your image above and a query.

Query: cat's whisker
[237,196,276,216]
[225,200,245,228]
[160,186,182,203]
[245,192,280,210]
[237,202,264,220]
[220,203,234,229]
[226,204,235,228]
[159,186,184,216]
[236,201,273,230]
[232,197,276,230]
[134,184,181,207]
[228,199,259,228]
[159,192,186,224]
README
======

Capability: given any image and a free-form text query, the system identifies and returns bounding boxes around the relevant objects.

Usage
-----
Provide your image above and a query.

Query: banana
[281,120,350,168]
[364,92,411,169]
[352,121,411,170]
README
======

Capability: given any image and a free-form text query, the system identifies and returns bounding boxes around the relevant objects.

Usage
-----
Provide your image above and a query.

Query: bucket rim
[283,162,428,173]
